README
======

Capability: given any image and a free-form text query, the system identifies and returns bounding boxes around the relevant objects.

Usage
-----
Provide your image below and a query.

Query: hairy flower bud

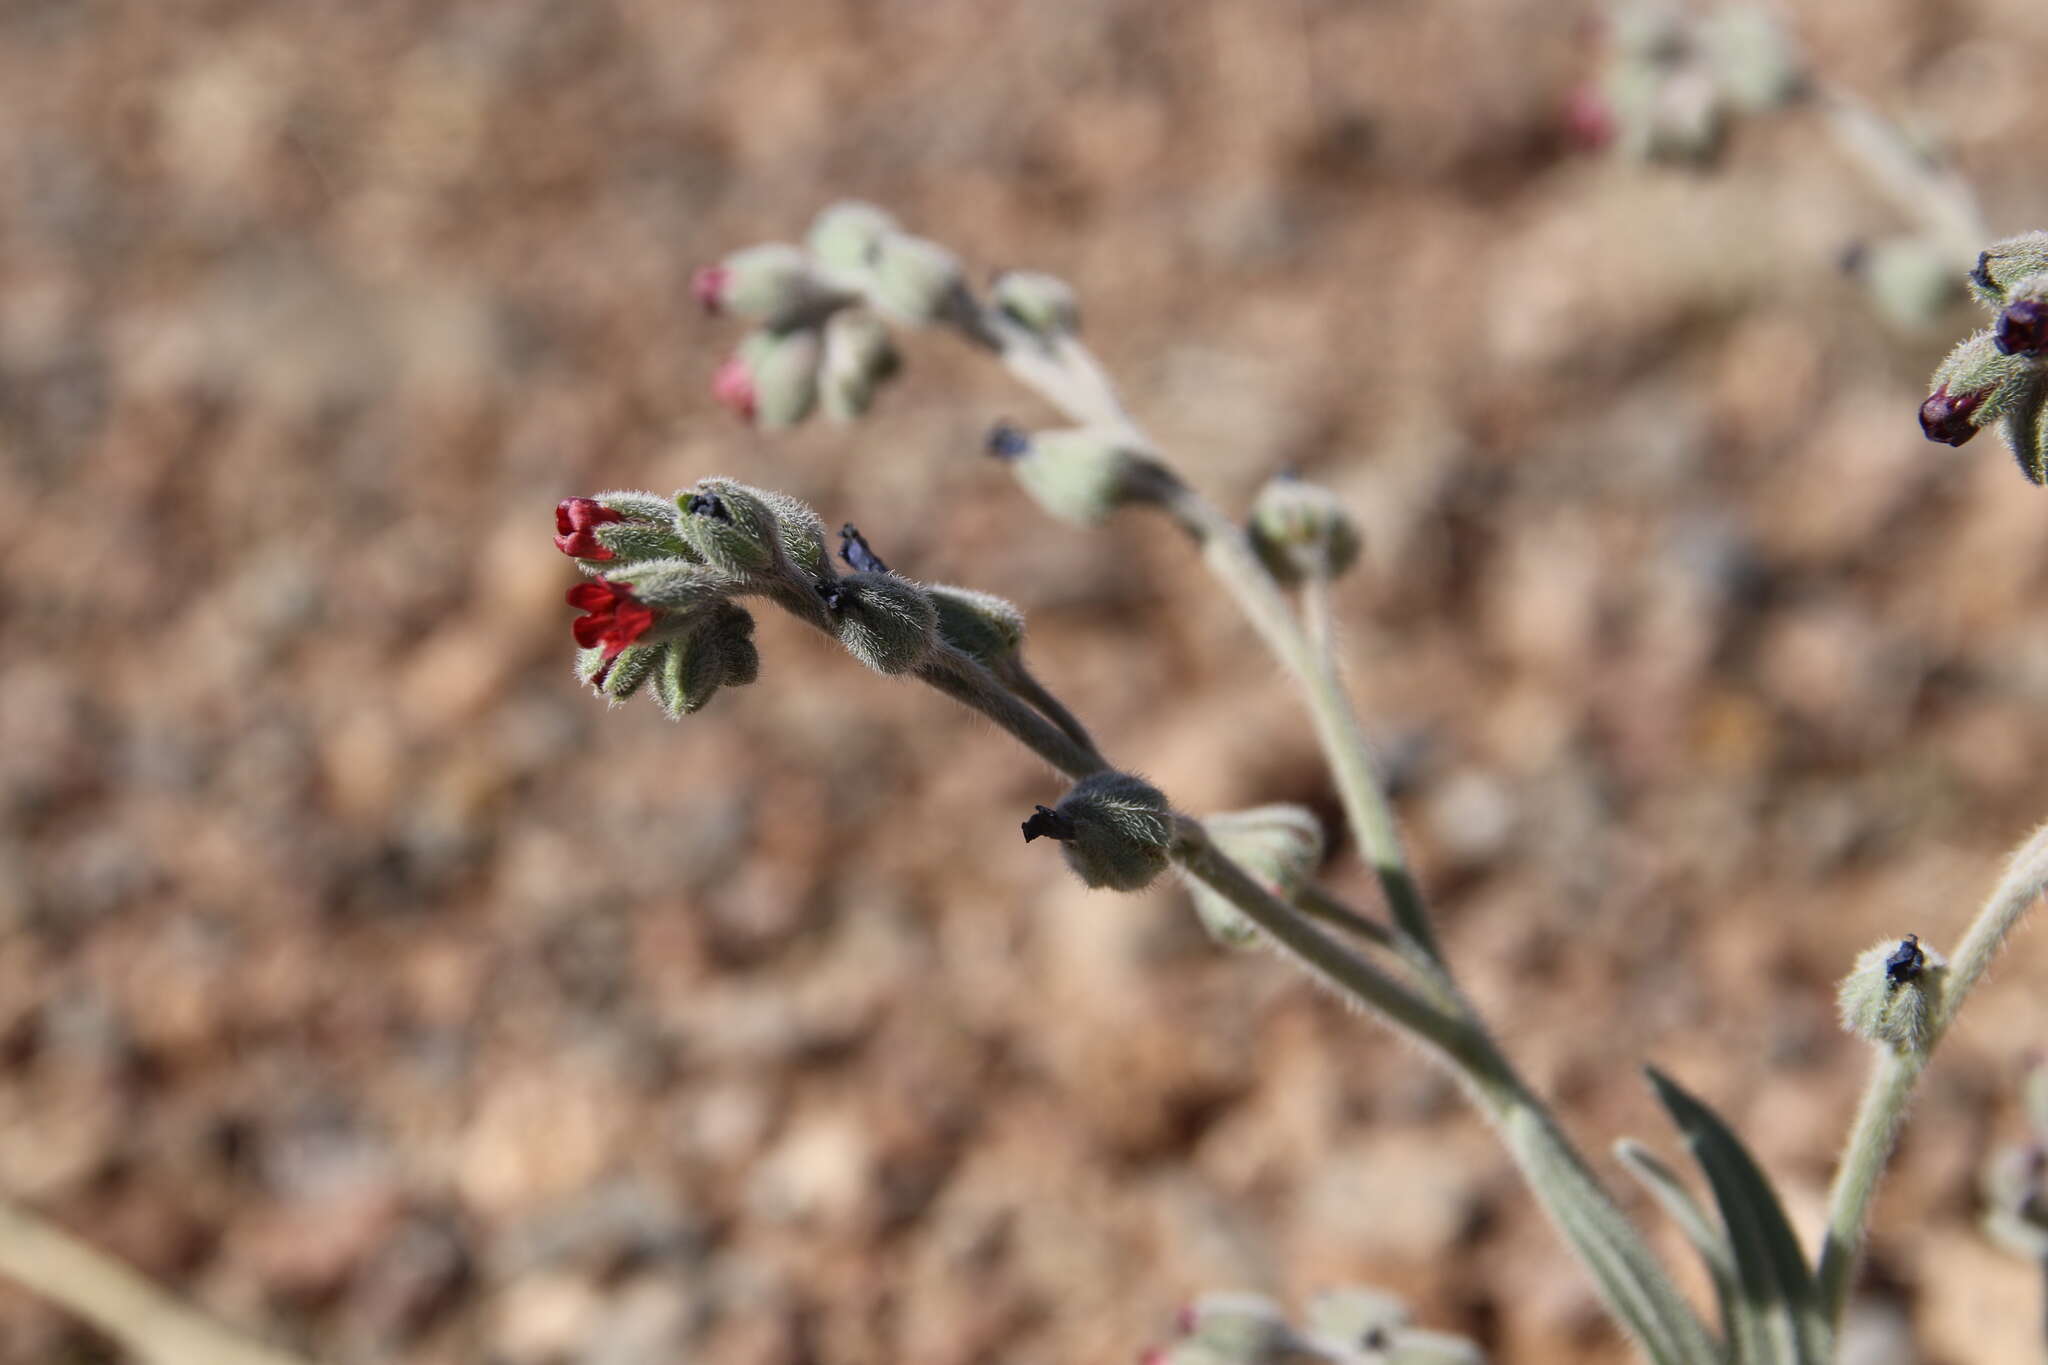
[1186,806,1325,947]
[677,479,787,575]
[927,585,1027,666]
[992,269,1081,338]
[576,641,664,701]
[1022,771,1174,892]
[819,307,900,422]
[1970,232,2048,309]
[1302,1288,1410,1354]
[1854,236,1964,330]
[692,243,849,331]
[654,601,759,718]
[1171,1293,1307,1365]
[1994,275,2048,357]
[761,489,829,578]
[1837,934,1948,1054]
[606,558,736,614]
[1699,5,1803,113]
[730,328,822,430]
[866,233,966,325]
[985,422,1167,526]
[1922,331,2030,443]
[1249,475,1363,584]
[828,571,938,675]
[806,200,900,275]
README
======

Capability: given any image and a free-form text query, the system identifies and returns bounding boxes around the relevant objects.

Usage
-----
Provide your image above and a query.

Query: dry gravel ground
[5,1,2048,1362]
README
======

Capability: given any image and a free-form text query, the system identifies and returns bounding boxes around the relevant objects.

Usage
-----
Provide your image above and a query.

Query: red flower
[1563,83,1615,152]
[692,264,730,315]
[711,353,757,422]
[555,498,625,560]
[567,578,657,679]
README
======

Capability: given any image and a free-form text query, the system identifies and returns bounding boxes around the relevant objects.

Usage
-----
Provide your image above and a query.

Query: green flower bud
[1699,5,1804,114]
[986,423,1166,526]
[1837,934,1948,1054]
[1186,806,1325,948]
[677,479,787,576]
[1248,475,1362,584]
[806,200,900,275]
[1857,236,1965,331]
[757,488,829,578]
[611,558,739,614]
[737,327,822,430]
[576,641,665,701]
[654,602,758,718]
[1302,1287,1410,1354]
[1175,1293,1303,1365]
[1970,232,2048,309]
[927,584,1026,666]
[866,233,966,325]
[694,243,849,331]
[819,307,900,422]
[1021,771,1174,893]
[992,269,1081,338]
[828,570,938,675]
[1922,330,2048,480]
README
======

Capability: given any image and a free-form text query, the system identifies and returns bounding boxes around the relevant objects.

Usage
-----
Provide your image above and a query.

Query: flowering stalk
[1814,821,2048,1323]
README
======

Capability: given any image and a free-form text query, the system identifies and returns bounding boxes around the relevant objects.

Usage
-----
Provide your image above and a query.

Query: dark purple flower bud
[985,422,1031,461]
[837,523,890,575]
[1919,386,1986,446]
[1020,805,1077,842]
[1997,299,2048,357]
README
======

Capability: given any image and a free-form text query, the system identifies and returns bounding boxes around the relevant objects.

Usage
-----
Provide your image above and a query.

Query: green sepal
[831,571,937,675]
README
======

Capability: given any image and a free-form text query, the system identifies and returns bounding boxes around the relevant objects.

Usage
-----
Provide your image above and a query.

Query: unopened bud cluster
[695,202,1090,430]
[1836,933,1948,1055]
[557,480,1041,715]
[1249,475,1363,585]
[1569,2,1803,163]
[1921,232,2048,482]
[1143,1289,1483,1365]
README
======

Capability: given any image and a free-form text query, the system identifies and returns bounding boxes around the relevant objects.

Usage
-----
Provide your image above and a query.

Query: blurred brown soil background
[4,1,2048,1361]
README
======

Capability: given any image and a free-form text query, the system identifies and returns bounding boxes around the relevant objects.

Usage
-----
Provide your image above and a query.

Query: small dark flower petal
[1020,805,1078,843]
[1919,386,1985,446]
[1996,299,2048,357]
[684,492,731,522]
[1884,933,1925,987]
[986,421,1031,461]
[838,523,890,574]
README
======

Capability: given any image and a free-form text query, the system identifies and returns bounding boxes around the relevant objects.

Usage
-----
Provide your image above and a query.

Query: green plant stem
[951,308,1719,1363]
[0,1199,312,1365]
[1815,819,2048,1324]
[993,657,1103,760]
[916,646,1108,779]
[1293,882,1395,948]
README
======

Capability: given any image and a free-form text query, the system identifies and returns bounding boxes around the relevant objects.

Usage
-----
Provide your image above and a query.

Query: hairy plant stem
[1293,882,1395,948]
[948,303,1723,1362]
[0,1199,311,1365]
[1815,820,2048,1324]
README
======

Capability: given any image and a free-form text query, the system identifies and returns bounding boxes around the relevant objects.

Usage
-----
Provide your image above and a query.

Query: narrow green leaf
[1616,1138,1740,1347]
[1647,1068,1832,1365]
[1503,1108,1727,1365]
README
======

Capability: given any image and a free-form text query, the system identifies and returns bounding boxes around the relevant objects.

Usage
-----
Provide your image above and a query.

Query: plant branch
[0,1199,313,1365]
[1815,819,2048,1323]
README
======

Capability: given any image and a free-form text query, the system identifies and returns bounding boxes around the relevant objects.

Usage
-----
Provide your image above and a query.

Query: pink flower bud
[1564,83,1616,151]
[711,354,757,422]
[691,264,730,314]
